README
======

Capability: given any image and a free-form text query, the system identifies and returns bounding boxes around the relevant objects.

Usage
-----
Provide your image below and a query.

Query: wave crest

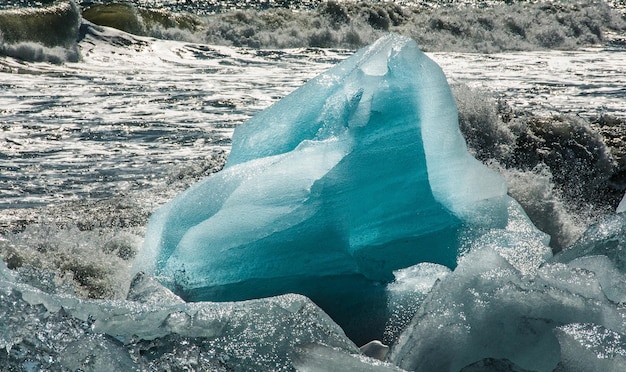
[198,1,625,51]
[454,84,625,251]
[0,0,81,62]
[81,2,203,40]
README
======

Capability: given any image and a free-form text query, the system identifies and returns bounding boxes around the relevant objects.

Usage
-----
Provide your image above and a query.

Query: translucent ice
[553,213,626,272]
[384,263,451,344]
[618,193,626,213]
[137,34,516,342]
[294,343,404,372]
[555,323,626,371]
[389,213,626,372]
[0,260,359,370]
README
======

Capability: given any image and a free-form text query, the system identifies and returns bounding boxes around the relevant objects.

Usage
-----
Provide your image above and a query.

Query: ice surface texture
[0,261,358,370]
[137,34,512,342]
[389,213,626,372]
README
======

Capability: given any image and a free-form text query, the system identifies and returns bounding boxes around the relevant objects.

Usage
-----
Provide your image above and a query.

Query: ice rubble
[389,213,626,372]
[3,214,626,370]
[0,259,360,370]
[137,33,513,342]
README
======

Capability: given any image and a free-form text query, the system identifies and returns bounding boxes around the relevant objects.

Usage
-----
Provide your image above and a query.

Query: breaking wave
[79,0,626,51]
[0,152,228,299]
[198,0,626,51]
[0,0,81,63]
[453,84,626,251]
[81,2,203,40]
[1,1,624,64]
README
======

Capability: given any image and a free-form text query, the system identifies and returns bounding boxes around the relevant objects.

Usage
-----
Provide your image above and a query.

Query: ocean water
[1,0,626,370]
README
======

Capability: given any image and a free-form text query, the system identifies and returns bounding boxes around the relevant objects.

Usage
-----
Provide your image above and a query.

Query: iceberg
[5,32,626,371]
[136,34,521,342]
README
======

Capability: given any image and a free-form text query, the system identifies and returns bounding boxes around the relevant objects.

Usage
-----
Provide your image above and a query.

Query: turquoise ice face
[135,34,513,342]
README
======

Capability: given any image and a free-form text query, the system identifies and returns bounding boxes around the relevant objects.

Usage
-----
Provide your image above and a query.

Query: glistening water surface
[2,25,625,209]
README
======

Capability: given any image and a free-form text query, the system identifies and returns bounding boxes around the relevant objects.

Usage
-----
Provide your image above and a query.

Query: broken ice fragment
[617,192,626,213]
[294,343,403,372]
[555,323,626,371]
[388,215,626,372]
[0,259,359,370]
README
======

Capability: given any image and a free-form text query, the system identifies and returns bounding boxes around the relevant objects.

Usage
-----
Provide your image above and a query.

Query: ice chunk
[553,214,626,272]
[294,343,404,372]
[384,263,451,344]
[136,34,512,342]
[0,260,361,370]
[0,242,17,282]
[567,256,626,304]
[555,323,626,372]
[389,220,626,372]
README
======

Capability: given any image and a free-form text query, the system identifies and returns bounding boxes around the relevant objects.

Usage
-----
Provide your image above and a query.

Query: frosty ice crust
[137,34,529,341]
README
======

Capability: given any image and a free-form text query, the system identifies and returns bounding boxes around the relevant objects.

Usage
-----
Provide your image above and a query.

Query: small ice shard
[384,263,451,344]
[617,192,626,213]
[58,334,136,372]
[126,271,185,305]
[554,323,626,371]
[360,340,390,361]
[136,34,517,342]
